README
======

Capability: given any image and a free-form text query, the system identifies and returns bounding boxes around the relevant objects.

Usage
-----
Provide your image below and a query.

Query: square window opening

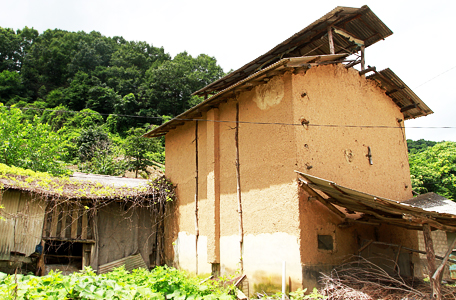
[318,234,333,251]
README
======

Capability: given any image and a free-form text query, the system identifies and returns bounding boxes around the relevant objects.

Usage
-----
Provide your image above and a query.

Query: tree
[409,141,456,200]
[141,52,224,120]
[124,127,163,178]
[0,104,69,175]
[407,139,437,154]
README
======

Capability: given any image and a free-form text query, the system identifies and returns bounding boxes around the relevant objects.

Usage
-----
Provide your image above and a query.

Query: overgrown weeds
[0,266,235,300]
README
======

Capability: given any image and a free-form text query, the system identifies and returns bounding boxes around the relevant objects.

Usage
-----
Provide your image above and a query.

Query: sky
[2,0,455,141]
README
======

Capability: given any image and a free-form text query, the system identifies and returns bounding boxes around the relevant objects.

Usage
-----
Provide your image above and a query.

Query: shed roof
[193,5,392,97]
[0,167,173,201]
[296,171,456,232]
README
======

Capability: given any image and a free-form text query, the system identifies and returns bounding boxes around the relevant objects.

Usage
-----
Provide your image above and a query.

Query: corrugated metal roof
[367,68,433,120]
[296,171,456,232]
[193,5,392,97]
[98,253,148,274]
[71,172,150,189]
[403,193,456,215]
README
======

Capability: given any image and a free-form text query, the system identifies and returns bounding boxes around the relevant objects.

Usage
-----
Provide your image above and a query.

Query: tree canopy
[0,27,225,130]
[408,140,456,200]
[0,26,225,177]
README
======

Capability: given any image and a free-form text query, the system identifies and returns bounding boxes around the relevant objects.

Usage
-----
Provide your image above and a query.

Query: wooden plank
[42,237,95,244]
[235,101,244,272]
[432,237,456,281]
[71,206,79,239]
[358,240,373,254]
[366,240,456,264]
[327,27,335,55]
[299,179,345,219]
[60,204,67,239]
[82,244,91,268]
[50,205,59,237]
[81,210,88,239]
[195,120,199,274]
[360,46,365,71]
[423,223,441,300]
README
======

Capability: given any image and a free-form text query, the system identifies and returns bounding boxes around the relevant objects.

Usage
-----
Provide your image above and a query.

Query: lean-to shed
[0,169,174,275]
[144,5,445,293]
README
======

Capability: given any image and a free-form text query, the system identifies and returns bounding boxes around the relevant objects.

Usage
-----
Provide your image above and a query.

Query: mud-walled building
[143,5,451,292]
[0,171,174,275]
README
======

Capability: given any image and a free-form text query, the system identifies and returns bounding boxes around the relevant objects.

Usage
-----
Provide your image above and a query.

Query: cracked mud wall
[164,64,417,291]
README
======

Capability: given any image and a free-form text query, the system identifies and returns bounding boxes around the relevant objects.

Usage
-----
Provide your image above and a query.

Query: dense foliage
[0,27,224,130]
[0,103,164,177]
[407,139,437,154]
[0,266,235,300]
[0,26,226,176]
[408,141,456,200]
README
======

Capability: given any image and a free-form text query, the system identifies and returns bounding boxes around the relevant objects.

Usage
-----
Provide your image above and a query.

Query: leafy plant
[0,266,235,300]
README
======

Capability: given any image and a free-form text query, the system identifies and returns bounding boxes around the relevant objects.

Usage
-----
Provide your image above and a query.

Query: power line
[415,65,456,89]
[4,105,456,130]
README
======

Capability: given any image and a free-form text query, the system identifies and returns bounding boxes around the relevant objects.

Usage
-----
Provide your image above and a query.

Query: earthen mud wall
[164,64,417,291]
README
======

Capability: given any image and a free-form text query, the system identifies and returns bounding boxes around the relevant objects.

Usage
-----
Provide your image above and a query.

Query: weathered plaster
[164,64,418,291]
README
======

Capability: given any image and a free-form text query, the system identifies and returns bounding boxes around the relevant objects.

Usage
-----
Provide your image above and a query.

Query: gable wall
[165,64,418,291]
[291,64,417,286]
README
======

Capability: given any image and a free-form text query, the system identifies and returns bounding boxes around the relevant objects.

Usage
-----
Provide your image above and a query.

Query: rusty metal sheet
[367,68,433,120]
[296,171,456,231]
[98,253,148,274]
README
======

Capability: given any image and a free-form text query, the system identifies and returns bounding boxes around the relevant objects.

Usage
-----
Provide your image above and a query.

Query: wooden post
[327,27,335,55]
[360,46,365,71]
[235,101,244,272]
[423,223,441,300]
[35,239,45,276]
[195,120,199,274]
[432,237,456,281]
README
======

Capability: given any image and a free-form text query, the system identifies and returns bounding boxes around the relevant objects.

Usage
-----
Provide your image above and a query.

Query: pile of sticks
[319,257,456,300]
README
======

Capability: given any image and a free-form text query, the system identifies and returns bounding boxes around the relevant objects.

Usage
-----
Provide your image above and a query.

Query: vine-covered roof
[0,164,174,202]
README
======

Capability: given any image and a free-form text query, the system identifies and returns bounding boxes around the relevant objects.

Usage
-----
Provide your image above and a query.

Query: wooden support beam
[327,27,335,55]
[423,223,441,300]
[35,240,45,276]
[364,240,456,264]
[50,205,59,237]
[394,245,402,274]
[358,240,373,254]
[432,237,456,281]
[400,103,418,112]
[81,210,88,239]
[60,206,67,239]
[71,206,78,239]
[298,179,345,219]
[235,101,244,272]
[195,120,199,275]
[360,46,365,71]
[359,66,376,76]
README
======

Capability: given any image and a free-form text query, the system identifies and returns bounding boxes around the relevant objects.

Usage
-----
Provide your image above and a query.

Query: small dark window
[318,235,333,250]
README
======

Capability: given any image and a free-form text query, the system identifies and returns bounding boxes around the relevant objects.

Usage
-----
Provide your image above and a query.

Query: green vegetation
[0,27,225,176]
[408,140,456,200]
[407,139,437,154]
[0,266,235,300]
